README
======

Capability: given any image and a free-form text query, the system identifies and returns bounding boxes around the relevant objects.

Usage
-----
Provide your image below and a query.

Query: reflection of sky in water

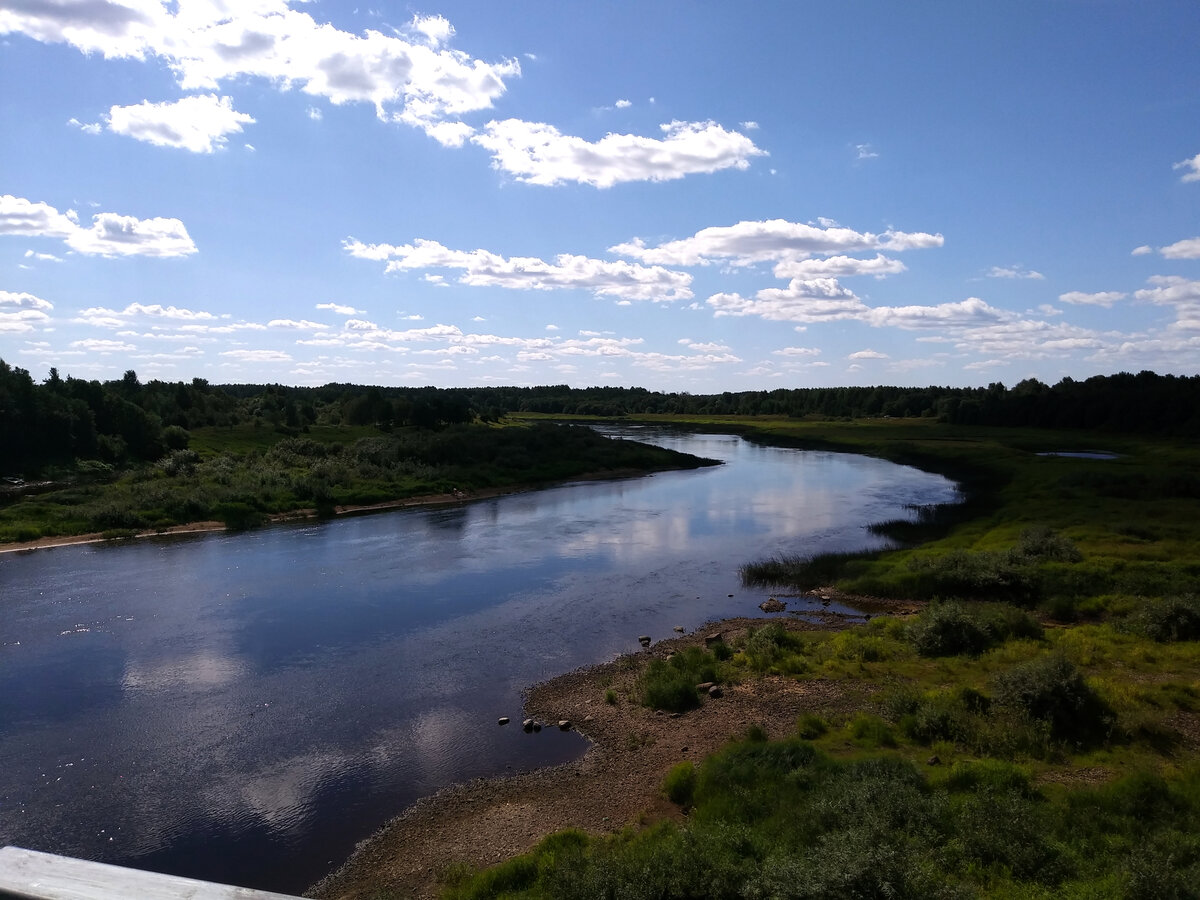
[0,429,957,893]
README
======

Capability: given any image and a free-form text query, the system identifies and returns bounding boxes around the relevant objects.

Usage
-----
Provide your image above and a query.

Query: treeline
[4,358,1199,473]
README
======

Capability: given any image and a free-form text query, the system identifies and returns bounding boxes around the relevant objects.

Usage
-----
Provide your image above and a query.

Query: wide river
[0,427,957,893]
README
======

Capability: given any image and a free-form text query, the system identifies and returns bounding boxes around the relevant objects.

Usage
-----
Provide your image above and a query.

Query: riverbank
[309,612,873,900]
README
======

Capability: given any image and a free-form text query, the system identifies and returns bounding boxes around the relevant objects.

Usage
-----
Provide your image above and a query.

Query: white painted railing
[0,847,305,900]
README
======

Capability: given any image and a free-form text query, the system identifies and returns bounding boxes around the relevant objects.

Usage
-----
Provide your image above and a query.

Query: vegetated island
[0,364,718,550]
[315,412,1200,900]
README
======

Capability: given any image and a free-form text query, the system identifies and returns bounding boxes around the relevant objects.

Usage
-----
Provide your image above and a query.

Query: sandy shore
[308,612,884,900]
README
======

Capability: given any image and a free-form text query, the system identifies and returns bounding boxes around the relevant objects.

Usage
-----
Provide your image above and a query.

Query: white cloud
[267,318,327,329]
[615,99,632,109]
[864,298,1007,330]
[611,219,943,267]
[1160,237,1200,260]
[0,290,53,311]
[545,324,559,331]
[68,116,102,134]
[76,303,217,325]
[221,349,293,362]
[772,346,821,357]
[1132,245,1154,256]
[344,237,693,301]
[678,339,731,352]
[855,143,878,160]
[307,106,323,121]
[0,291,53,332]
[707,279,865,323]
[0,194,196,257]
[987,265,1045,280]
[0,1,520,129]
[107,94,254,152]
[740,120,758,130]
[848,349,888,359]
[1174,152,1200,183]
[470,119,765,188]
[316,302,362,315]
[1058,291,1126,307]
[772,254,906,280]
[23,249,63,262]
[71,338,136,353]
[0,194,78,238]
[406,14,454,49]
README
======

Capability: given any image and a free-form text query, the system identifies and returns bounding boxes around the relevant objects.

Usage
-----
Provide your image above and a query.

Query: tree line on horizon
[2,357,1198,473]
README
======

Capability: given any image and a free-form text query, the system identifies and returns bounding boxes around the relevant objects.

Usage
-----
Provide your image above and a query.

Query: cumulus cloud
[1160,237,1200,260]
[987,265,1044,280]
[863,298,1007,330]
[106,94,255,152]
[611,219,942,267]
[71,338,136,353]
[344,237,693,301]
[470,119,765,188]
[221,349,293,362]
[0,290,53,332]
[708,279,865,323]
[772,254,906,280]
[1175,152,1200,183]
[855,143,878,160]
[615,99,632,109]
[0,290,53,312]
[1132,245,1154,256]
[848,349,887,359]
[772,346,821,357]
[0,1,519,128]
[0,194,196,257]
[1058,291,1126,307]
[316,302,362,315]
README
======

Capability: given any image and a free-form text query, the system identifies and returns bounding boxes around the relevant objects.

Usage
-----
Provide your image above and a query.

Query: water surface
[0,428,957,892]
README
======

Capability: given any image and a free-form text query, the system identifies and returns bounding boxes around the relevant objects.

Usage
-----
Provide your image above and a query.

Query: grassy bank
[434,415,1200,899]
[0,420,715,543]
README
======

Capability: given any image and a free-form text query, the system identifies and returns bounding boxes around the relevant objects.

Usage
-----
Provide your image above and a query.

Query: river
[0,427,957,893]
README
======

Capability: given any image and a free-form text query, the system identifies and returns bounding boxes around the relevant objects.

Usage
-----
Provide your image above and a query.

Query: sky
[2,1,1199,391]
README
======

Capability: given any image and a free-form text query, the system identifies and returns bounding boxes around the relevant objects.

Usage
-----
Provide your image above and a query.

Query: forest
[3,358,1199,474]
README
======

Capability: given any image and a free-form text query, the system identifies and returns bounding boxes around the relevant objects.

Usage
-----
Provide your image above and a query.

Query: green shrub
[849,713,898,748]
[662,761,696,807]
[796,713,828,740]
[908,601,991,656]
[993,654,1113,742]
[638,647,719,713]
[1129,595,1200,642]
[908,600,1042,657]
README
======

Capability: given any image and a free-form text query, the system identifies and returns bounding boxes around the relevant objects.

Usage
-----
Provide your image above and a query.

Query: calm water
[0,429,957,893]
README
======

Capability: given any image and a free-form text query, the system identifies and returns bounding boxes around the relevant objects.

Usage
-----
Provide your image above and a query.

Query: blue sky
[2,1,1198,390]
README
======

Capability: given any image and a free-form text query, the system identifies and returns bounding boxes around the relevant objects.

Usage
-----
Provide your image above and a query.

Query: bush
[796,713,828,740]
[908,600,1042,657]
[1129,595,1200,642]
[908,601,991,656]
[992,654,1113,742]
[638,647,718,713]
[662,761,696,807]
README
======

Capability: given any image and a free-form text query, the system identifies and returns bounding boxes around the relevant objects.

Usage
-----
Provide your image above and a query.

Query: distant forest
[2,358,1198,472]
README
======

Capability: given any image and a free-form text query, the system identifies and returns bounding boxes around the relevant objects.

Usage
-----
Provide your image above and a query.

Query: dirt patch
[308,616,872,900]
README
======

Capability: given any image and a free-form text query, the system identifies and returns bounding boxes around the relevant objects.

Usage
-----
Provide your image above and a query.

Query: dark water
[0,429,957,893]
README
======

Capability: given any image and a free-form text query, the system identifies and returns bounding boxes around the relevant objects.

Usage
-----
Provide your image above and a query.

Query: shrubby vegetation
[445,610,1200,898]
[0,421,714,542]
[6,362,1200,477]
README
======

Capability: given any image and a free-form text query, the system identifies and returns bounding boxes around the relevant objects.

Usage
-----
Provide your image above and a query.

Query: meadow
[438,415,1200,899]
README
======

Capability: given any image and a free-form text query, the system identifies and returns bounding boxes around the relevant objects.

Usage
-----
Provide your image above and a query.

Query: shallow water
[0,428,957,893]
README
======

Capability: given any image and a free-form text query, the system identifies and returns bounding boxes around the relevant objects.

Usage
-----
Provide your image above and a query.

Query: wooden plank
[0,848,304,900]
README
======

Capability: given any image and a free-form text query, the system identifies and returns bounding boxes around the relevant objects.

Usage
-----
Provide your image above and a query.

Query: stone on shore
[759,597,787,613]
